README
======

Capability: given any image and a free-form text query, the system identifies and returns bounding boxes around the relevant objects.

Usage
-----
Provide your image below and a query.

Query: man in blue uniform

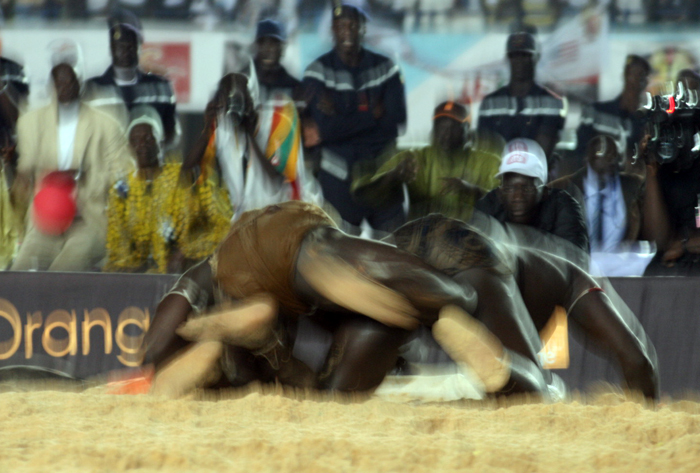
[302,4,407,236]
[477,31,566,163]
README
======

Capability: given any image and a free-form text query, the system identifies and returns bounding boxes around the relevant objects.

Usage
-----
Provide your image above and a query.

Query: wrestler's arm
[144,259,214,370]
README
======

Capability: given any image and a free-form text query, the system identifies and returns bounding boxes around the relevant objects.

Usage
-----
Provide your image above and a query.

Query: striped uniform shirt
[302,48,407,226]
[302,47,407,171]
[477,83,566,145]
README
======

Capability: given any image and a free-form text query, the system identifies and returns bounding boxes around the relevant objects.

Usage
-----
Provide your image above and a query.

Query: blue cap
[332,4,369,23]
[255,20,286,42]
[108,9,143,44]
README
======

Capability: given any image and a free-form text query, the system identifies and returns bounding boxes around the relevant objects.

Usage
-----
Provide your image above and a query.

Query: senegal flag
[264,99,301,199]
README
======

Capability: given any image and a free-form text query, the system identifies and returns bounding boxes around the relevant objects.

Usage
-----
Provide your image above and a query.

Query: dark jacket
[475,186,589,253]
[549,167,644,242]
[0,57,29,133]
[575,96,646,162]
[302,47,407,169]
[477,83,566,144]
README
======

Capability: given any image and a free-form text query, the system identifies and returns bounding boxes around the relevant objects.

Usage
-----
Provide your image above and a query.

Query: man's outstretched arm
[144,259,214,370]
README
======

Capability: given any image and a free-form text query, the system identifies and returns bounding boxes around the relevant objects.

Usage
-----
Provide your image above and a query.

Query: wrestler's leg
[433,305,548,395]
[317,313,410,392]
[519,249,658,399]
[219,345,267,387]
[295,227,477,330]
[450,269,549,395]
[147,262,305,391]
[314,308,522,395]
[452,269,544,362]
[295,228,522,392]
[566,282,659,399]
[178,298,317,389]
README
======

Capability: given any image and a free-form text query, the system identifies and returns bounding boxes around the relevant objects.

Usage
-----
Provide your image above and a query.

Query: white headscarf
[48,39,84,83]
[127,105,164,143]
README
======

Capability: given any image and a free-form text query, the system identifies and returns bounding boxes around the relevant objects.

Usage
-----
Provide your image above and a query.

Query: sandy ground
[1,383,700,473]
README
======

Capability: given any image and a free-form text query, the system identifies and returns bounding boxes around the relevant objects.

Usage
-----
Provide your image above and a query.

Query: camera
[642,82,700,168]
[226,87,247,125]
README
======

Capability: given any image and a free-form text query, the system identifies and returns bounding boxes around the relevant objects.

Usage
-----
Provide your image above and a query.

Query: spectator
[11,41,132,271]
[477,31,567,162]
[0,54,29,269]
[474,139,589,257]
[352,101,502,222]
[252,19,302,106]
[0,55,29,140]
[184,72,310,219]
[551,134,645,252]
[86,9,180,149]
[576,54,650,171]
[302,3,407,236]
[105,106,231,274]
[0,129,20,269]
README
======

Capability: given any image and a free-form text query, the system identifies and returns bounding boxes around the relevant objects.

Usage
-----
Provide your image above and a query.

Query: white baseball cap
[496,150,547,184]
[503,138,547,170]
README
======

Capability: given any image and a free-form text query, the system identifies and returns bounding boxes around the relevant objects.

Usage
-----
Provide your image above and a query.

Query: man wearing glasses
[475,139,589,257]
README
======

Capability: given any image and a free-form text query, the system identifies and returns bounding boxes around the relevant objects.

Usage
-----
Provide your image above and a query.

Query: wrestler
[143,201,549,398]
[390,215,659,400]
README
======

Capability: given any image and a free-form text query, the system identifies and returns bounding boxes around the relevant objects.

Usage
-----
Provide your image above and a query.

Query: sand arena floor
[1,383,699,473]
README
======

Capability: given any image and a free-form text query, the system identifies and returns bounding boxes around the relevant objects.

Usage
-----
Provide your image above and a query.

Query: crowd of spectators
[1,3,699,278]
[3,0,700,30]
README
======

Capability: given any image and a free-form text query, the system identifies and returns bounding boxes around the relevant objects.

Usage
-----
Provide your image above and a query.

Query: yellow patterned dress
[0,164,22,269]
[105,162,232,273]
